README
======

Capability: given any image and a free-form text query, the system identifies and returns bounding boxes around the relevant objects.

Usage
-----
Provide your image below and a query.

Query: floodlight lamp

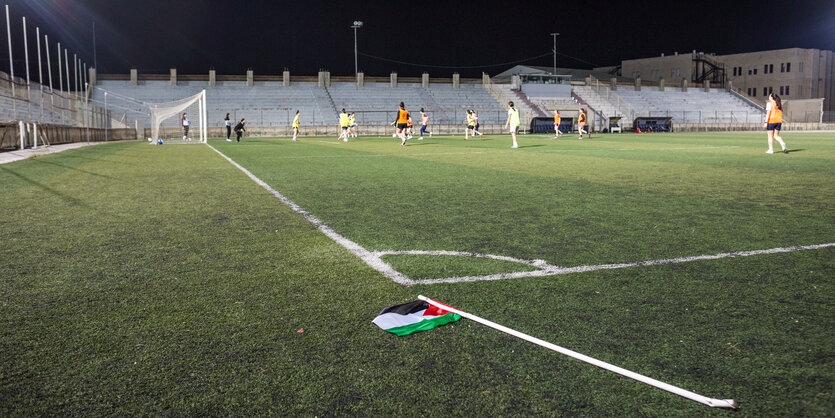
[352,21,363,27]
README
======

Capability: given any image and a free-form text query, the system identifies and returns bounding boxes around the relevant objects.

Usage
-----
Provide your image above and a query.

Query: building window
[779,86,784,95]
[764,65,768,74]
[753,68,758,75]
[785,85,790,95]
[752,88,756,97]
[780,63,785,72]
[763,87,767,96]
[732,67,736,76]
[769,64,774,73]
[786,62,791,72]
[748,69,752,75]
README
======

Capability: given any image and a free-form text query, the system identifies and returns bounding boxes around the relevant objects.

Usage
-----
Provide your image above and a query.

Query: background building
[607,48,834,121]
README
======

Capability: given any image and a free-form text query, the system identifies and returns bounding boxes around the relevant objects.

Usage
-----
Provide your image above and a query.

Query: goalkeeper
[234,118,246,142]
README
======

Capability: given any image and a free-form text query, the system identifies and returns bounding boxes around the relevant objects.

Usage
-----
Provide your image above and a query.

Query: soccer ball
[392,134,397,138]
[157,139,163,145]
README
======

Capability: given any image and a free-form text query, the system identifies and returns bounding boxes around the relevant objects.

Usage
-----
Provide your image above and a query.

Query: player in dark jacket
[234,118,246,142]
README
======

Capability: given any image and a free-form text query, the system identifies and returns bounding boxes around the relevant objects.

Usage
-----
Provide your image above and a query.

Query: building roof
[492,65,635,83]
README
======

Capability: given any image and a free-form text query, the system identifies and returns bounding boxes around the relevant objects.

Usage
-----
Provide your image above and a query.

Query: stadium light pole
[6,5,16,120]
[351,21,363,76]
[550,33,559,78]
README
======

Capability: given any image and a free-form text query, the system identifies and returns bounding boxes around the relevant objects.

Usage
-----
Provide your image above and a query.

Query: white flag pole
[417,295,736,409]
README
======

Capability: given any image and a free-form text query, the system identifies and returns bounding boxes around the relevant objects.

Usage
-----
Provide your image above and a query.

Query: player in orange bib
[419,108,432,140]
[390,102,410,146]
[578,108,590,139]
[553,110,562,139]
[764,93,788,154]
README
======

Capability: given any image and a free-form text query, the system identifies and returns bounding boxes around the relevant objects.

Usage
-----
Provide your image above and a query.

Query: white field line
[255,146,739,160]
[407,243,835,285]
[206,144,414,286]
[207,144,834,286]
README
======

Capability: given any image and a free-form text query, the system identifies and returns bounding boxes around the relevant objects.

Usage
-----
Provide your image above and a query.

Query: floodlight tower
[550,33,560,78]
[351,21,363,76]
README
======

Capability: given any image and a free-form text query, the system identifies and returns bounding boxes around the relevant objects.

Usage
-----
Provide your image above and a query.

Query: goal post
[148,89,207,143]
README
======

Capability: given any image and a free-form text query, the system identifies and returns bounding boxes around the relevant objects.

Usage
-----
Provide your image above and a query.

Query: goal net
[148,90,207,143]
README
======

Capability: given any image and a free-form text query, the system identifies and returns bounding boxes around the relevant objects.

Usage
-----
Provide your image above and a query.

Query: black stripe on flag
[377,300,429,316]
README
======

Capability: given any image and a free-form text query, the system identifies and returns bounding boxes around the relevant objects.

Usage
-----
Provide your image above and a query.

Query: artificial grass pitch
[0,132,833,415]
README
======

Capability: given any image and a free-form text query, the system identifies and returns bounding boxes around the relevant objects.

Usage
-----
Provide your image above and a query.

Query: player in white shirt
[504,101,520,148]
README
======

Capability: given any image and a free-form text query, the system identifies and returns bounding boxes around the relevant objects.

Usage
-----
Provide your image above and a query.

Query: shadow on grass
[518,144,545,149]
[29,158,115,179]
[785,149,805,154]
[0,164,88,207]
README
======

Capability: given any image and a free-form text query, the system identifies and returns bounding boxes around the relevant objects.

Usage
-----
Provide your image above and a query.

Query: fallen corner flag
[373,300,462,336]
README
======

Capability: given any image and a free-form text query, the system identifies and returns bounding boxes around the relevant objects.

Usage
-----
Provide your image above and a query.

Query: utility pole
[351,21,363,76]
[550,33,559,79]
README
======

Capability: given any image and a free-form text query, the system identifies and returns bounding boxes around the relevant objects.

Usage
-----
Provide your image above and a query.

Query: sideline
[0,141,113,165]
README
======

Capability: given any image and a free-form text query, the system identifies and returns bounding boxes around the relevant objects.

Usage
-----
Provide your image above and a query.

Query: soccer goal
[148,90,208,143]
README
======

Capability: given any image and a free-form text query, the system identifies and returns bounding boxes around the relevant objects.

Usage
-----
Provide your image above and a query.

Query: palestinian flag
[373,300,462,336]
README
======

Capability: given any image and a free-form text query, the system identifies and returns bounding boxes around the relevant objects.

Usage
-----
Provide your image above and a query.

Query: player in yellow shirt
[348,112,358,139]
[338,109,350,142]
[406,115,414,139]
[291,110,300,141]
[553,110,562,139]
[465,110,474,140]
[471,110,484,138]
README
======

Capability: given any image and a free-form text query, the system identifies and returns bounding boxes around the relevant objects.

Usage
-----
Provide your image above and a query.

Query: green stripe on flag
[384,313,462,336]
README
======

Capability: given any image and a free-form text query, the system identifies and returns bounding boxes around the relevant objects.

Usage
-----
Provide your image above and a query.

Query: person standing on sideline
[338,109,350,142]
[504,101,520,149]
[390,102,410,146]
[764,93,788,154]
[291,110,300,141]
[181,113,190,141]
[419,108,432,140]
[553,109,562,138]
[578,108,590,139]
[224,113,232,142]
[234,118,246,142]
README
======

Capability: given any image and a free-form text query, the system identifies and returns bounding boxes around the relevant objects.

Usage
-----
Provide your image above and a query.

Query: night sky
[3,0,834,80]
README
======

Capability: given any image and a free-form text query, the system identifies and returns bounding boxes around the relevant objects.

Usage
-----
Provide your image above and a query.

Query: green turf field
[1,132,833,415]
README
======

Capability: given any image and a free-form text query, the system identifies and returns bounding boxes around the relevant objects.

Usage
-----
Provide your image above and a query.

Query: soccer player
[234,118,246,142]
[764,93,788,154]
[348,112,358,138]
[181,113,190,141]
[224,113,232,142]
[292,110,300,141]
[465,110,474,140]
[504,101,520,149]
[338,109,349,142]
[553,110,562,138]
[419,108,432,140]
[406,115,414,139]
[578,108,590,139]
[471,110,484,138]
[390,102,410,146]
